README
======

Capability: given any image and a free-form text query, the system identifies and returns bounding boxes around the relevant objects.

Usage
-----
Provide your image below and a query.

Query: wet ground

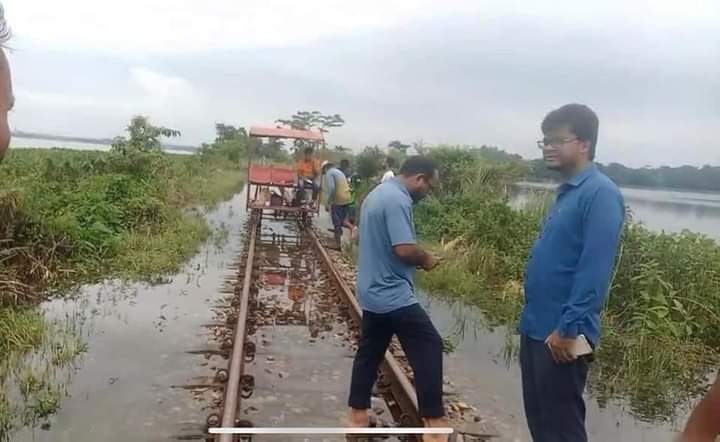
[14,195,248,442]
[201,219,378,441]
[11,191,690,442]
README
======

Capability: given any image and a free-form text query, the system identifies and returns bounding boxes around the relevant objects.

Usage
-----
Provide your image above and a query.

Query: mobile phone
[573,334,593,357]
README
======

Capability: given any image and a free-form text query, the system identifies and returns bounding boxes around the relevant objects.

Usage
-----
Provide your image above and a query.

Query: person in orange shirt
[295,147,321,203]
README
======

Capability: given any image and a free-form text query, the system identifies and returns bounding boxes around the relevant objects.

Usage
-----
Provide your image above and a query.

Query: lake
[514,181,720,239]
[10,136,194,155]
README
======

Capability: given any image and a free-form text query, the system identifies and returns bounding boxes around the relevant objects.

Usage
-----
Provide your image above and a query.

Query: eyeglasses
[536,137,578,149]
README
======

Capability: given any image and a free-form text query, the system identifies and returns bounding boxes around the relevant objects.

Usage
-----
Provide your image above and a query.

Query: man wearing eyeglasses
[520,104,625,442]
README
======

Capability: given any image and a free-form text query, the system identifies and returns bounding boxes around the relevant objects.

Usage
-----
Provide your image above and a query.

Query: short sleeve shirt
[357,178,418,313]
[296,159,320,178]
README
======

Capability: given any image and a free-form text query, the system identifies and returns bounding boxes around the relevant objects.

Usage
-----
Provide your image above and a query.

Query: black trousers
[348,303,445,417]
[520,335,590,442]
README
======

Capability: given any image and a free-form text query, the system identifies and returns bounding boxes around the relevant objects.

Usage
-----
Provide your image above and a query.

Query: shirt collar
[389,177,412,200]
[565,162,597,187]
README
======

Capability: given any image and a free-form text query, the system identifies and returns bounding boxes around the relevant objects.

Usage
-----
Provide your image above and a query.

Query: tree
[334,145,351,153]
[214,123,247,143]
[412,139,427,155]
[388,140,410,154]
[356,145,384,179]
[111,116,180,154]
[275,110,345,153]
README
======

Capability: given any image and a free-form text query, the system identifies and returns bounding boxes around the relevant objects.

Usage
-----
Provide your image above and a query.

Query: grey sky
[4,0,719,167]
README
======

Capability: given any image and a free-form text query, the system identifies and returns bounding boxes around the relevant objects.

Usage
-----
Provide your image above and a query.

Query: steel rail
[217,212,259,442]
[307,228,423,436]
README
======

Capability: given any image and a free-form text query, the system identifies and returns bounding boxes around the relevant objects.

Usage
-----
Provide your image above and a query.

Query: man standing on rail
[348,156,448,441]
[295,147,321,204]
[520,104,625,442]
[323,160,356,249]
[680,372,720,441]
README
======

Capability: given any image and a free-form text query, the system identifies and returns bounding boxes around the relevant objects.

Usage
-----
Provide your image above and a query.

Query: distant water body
[515,181,720,239]
[10,136,194,155]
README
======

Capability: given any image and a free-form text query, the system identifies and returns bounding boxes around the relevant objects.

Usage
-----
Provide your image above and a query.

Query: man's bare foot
[348,408,369,427]
[422,417,450,442]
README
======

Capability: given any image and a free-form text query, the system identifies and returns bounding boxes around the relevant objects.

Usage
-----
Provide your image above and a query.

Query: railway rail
[173,206,497,442]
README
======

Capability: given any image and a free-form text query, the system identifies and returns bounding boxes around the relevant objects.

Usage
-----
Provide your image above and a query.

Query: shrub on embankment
[1,147,244,300]
[414,146,720,421]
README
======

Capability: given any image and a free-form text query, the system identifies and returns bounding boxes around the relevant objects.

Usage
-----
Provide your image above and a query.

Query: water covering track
[217,212,260,442]
[190,209,496,441]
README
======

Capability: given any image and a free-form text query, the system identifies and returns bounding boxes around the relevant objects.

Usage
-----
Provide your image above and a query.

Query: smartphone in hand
[573,334,593,357]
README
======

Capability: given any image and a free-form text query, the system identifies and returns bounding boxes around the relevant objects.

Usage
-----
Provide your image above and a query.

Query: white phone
[573,334,593,357]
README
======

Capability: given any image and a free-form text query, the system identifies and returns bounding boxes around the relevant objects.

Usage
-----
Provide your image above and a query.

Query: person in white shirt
[381,157,396,183]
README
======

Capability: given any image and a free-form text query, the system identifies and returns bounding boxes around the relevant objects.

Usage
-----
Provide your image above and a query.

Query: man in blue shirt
[348,156,448,440]
[520,104,625,442]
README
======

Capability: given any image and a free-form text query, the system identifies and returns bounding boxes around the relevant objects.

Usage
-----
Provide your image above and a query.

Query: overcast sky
[4,0,719,167]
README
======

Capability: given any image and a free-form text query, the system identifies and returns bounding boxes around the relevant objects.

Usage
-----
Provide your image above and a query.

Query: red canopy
[249,126,324,141]
[248,164,296,186]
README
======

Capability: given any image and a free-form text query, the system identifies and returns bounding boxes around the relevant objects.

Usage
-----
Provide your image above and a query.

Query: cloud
[3,0,484,53]
[3,0,719,165]
[130,68,194,100]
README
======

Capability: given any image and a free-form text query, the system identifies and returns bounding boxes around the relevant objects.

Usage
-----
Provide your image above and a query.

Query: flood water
[11,188,697,441]
[14,195,248,442]
[514,182,720,239]
[420,293,686,442]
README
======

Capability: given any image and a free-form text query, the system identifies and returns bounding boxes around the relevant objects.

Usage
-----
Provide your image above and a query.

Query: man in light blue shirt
[347,156,448,440]
[521,104,625,442]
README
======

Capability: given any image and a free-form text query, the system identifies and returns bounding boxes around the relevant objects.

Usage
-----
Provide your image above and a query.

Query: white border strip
[209,427,453,434]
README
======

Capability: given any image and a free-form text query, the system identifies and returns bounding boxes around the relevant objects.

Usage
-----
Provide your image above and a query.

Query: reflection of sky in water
[515,183,720,239]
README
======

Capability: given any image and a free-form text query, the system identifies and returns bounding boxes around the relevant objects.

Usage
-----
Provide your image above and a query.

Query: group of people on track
[293,105,720,442]
[295,147,396,250]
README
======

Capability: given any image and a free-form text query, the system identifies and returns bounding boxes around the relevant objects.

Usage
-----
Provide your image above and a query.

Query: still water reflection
[515,182,720,239]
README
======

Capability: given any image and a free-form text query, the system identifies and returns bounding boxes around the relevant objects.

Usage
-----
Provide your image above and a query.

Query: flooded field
[7,190,691,442]
[12,195,246,442]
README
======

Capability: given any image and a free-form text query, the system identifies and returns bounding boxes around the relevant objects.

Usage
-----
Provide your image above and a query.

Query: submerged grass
[0,140,246,439]
[0,308,46,358]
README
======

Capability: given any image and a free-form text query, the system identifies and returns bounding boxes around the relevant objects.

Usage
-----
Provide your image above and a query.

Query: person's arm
[0,48,12,161]
[682,375,720,441]
[386,202,437,270]
[550,187,624,356]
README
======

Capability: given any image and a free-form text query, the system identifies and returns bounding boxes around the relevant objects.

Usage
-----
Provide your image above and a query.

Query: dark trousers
[520,335,590,442]
[348,304,445,417]
[331,204,350,235]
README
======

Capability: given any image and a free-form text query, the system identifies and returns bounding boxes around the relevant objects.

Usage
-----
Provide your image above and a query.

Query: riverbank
[0,146,244,438]
[413,148,720,423]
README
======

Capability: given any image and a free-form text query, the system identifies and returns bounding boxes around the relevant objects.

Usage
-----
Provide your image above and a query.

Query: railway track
[178,209,497,441]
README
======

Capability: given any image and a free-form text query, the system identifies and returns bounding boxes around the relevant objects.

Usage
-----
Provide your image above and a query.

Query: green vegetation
[413,146,720,421]
[0,116,248,438]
